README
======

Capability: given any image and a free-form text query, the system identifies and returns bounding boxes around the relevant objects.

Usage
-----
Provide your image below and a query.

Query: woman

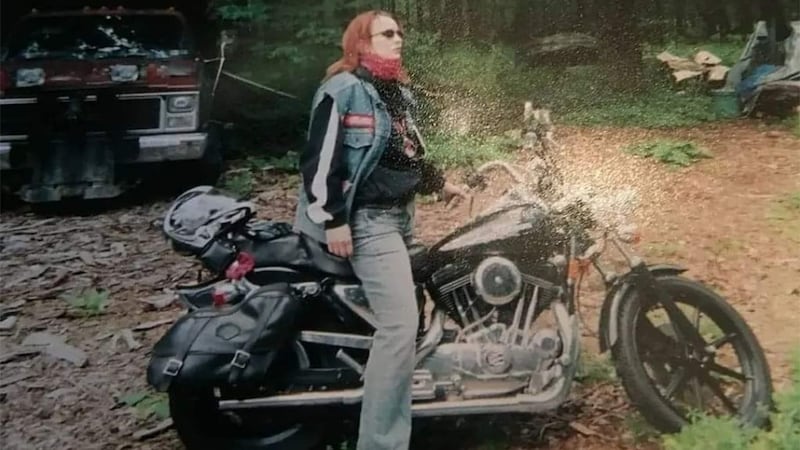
[293,10,466,450]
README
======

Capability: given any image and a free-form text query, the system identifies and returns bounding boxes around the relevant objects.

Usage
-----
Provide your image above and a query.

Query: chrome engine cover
[472,256,522,306]
[419,325,562,381]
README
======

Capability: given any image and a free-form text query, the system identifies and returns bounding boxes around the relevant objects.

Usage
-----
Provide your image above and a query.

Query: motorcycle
[147,144,772,449]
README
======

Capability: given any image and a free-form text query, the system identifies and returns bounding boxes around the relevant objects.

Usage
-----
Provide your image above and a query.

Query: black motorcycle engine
[428,257,560,327]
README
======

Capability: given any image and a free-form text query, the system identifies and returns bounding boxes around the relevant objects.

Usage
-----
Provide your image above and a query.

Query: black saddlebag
[147,282,302,392]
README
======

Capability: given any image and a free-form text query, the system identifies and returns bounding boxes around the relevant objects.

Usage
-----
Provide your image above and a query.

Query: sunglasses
[372,29,404,39]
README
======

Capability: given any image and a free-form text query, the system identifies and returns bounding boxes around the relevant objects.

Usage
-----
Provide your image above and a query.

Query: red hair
[324,10,410,83]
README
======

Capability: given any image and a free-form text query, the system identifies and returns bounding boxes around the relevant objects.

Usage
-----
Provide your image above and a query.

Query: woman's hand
[326,224,353,258]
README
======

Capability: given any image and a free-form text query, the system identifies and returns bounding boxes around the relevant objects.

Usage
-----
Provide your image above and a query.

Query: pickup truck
[0,7,222,203]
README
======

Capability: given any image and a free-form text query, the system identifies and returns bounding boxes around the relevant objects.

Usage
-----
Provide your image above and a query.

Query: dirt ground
[0,120,797,450]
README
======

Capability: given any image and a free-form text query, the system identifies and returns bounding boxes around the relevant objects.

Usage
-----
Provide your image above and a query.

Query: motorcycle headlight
[616,223,641,243]
[167,95,196,112]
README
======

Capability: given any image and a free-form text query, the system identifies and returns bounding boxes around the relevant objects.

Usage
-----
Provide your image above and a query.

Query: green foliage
[221,170,255,198]
[624,412,660,443]
[219,153,298,198]
[576,351,617,385]
[212,1,742,167]
[424,133,516,169]
[624,139,712,167]
[120,391,170,421]
[63,288,110,316]
[513,61,717,127]
[406,41,719,132]
[663,348,800,450]
[245,152,300,173]
[215,0,268,22]
[750,348,800,449]
[663,412,758,450]
[788,115,800,138]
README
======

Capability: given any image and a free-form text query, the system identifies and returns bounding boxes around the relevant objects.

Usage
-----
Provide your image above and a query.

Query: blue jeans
[350,204,418,450]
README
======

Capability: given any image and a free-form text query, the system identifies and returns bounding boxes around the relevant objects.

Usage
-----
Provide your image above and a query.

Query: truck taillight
[145,63,167,84]
[0,68,10,91]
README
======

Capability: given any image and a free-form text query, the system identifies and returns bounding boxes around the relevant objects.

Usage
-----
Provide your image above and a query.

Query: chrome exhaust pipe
[218,378,568,416]
[219,388,364,409]
[219,370,437,410]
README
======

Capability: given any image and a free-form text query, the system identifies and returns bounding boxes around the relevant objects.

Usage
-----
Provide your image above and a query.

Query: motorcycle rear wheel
[169,387,321,450]
[168,341,323,450]
[612,275,773,433]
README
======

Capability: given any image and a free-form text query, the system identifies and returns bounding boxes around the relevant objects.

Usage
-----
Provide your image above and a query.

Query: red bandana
[360,52,403,81]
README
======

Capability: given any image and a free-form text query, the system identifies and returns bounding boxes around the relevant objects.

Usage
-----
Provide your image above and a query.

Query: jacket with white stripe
[293,70,435,244]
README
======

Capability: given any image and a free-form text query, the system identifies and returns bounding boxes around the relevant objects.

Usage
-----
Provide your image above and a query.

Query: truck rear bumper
[0,132,209,202]
[0,132,208,169]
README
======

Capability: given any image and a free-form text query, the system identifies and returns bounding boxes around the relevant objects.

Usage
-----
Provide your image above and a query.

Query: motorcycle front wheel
[612,275,773,433]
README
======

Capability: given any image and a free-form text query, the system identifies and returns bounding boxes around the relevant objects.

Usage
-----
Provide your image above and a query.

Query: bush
[663,348,800,450]
[623,139,712,167]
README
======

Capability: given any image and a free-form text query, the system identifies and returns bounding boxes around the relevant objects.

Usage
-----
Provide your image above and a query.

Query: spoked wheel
[168,341,323,450]
[612,275,773,433]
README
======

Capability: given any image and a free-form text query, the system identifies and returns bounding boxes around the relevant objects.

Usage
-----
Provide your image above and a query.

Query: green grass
[624,411,660,444]
[424,133,517,169]
[788,115,800,138]
[244,152,300,173]
[506,63,717,128]
[767,191,800,243]
[624,139,712,167]
[577,351,617,385]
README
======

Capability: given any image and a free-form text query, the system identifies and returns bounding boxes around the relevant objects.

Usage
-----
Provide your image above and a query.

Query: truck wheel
[192,124,224,186]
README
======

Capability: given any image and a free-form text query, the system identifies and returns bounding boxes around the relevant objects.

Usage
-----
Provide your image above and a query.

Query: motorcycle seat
[239,232,433,282]
[238,233,356,280]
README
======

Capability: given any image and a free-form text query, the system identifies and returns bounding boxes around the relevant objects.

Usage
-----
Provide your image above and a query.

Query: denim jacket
[293,71,423,244]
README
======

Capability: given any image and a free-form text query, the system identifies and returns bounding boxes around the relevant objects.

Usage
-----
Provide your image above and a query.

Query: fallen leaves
[137,292,176,310]
[21,332,88,367]
[132,318,176,332]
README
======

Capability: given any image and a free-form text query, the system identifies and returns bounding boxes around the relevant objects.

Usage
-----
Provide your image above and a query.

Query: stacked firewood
[657,50,729,86]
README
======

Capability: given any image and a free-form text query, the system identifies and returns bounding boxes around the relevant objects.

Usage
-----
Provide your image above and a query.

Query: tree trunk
[439,0,460,40]
[599,0,643,89]
[575,0,587,31]
[675,0,687,36]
